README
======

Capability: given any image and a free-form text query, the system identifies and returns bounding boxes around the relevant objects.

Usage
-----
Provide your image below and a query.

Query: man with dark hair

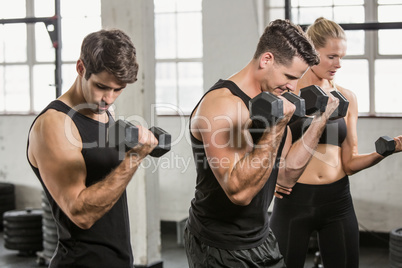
[27,29,156,267]
[184,19,339,267]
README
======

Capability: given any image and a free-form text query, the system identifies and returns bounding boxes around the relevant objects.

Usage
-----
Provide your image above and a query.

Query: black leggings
[269,176,359,268]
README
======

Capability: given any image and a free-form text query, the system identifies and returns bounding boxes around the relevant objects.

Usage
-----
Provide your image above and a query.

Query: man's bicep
[33,115,87,213]
[202,117,250,185]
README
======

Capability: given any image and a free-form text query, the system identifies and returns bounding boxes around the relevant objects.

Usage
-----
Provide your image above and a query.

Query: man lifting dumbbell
[26,29,159,268]
[184,19,340,268]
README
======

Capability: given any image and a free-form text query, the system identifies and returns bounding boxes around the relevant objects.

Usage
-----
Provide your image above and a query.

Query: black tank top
[27,100,133,268]
[187,79,287,250]
[289,117,347,147]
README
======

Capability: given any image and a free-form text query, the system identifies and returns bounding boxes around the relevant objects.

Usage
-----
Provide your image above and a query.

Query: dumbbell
[375,135,395,157]
[283,91,305,123]
[108,120,171,157]
[300,85,349,119]
[249,91,305,127]
[329,91,349,119]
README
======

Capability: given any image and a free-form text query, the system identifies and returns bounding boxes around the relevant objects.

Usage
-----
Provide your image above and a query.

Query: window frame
[265,0,402,117]
[0,0,61,114]
[0,0,101,115]
[154,0,204,116]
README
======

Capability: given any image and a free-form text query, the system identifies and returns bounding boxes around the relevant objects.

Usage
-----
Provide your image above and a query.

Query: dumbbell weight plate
[4,227,42,237]
[375,135,395,157]
[0,182,14,194]
[4,234,43,244]
[44,233,58,244]
[249,92,284,128]
[282,92,305,123]
[329,91,349,120]
[3,209,43,225]
[300,85,328,115]
[149,127,172,157]
[108,120,139,152]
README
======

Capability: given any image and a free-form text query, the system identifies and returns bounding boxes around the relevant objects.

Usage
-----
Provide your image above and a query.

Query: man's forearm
[228,121,288,202]
[69,154,142,229]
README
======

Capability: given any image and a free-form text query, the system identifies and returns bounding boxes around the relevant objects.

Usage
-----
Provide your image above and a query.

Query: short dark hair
[254,19,320,67]
[80,29,139,84]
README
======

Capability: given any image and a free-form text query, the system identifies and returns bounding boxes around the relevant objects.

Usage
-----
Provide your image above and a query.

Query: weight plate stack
[390,228,402,268]
[0,182,16,231]
[41,191,58,259]
[3,208,43,256]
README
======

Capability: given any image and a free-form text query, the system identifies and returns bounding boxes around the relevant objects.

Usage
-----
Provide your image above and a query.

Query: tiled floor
[0,227,391,268]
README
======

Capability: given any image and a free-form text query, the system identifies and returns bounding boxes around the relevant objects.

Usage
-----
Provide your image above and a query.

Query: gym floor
[0,223,390,268]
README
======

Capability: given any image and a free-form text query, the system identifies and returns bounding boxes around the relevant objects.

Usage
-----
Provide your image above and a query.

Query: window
[0,0,101,114]
[265,0,402,115]
[154,0,203,115]
[0,0,29,113]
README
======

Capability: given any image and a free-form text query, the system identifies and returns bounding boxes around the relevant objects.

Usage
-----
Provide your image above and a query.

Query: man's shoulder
[202,88,247,113]
[31,107,75,141]
[36,107,69,125]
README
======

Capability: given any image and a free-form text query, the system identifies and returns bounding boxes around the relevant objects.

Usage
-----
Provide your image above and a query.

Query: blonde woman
[270,17,402,268]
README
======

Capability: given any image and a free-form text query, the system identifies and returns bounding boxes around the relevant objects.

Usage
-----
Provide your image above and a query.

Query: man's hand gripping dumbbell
[249,91,304,128]
[108,120,172,157]
[249,85,342,129]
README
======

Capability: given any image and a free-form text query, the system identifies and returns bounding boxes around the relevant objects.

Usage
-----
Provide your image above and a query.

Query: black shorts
[184,227,286,268]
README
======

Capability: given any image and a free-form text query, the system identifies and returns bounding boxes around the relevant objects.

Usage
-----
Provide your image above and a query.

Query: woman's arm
[340,86,402,175]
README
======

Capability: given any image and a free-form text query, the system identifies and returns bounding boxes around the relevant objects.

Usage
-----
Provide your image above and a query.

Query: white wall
[202,0,260,88]
[0,0,401,236]
[0,115,43,208]
[157,116,195,222]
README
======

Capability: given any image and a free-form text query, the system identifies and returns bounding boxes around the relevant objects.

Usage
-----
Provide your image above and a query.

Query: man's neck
[228,62,262,99]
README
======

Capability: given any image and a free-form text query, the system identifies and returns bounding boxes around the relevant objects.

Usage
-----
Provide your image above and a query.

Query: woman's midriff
[297,144,346,185]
